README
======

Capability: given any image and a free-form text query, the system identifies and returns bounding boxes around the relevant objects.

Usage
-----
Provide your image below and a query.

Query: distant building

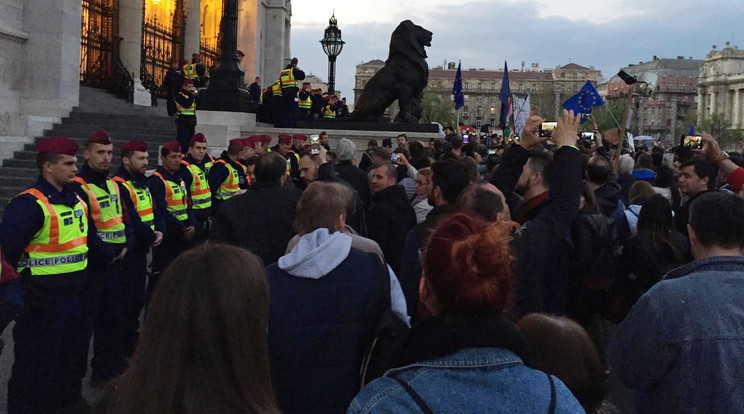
[697,43,744,128]
[605,56,703,142]
[352,60,601,127]
[303,74,329,93]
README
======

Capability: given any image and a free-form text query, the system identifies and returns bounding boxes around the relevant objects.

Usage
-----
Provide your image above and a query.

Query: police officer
[113,140,163,356]
[278,57,306,127]
[271,134,297,181]
[208,139,248,213]
[72,129,132,390]
[148,140,196,304]
[260,135,273,154]
[179,133,214,243]
[298,82,312,121]
[1,137,115,412]
[322,96,337,119]
[183,52,207,88]
[289,134,306,186]
[175,79,199,154]
[271,79,283,127]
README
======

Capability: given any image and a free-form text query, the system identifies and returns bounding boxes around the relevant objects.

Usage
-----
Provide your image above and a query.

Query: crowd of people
[1,108,744,413]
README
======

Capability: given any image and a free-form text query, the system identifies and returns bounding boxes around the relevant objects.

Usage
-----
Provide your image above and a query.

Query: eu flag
[499,61,512,130]
[562,81,604,122]
[452,61,464,110]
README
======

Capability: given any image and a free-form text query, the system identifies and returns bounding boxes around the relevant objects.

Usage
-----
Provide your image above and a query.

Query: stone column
[710,91,717,116]
[734,88,741,128]
[22,0,82,118]
[183,0,201,57]
[119,0,150,106]
[697,89,704,124]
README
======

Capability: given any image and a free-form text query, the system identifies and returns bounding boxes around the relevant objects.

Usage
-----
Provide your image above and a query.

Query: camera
[391,153,400,163]
[538,122,557,138]
[581,132,595,141]
[309,135,321,155]
[682,135,703,150]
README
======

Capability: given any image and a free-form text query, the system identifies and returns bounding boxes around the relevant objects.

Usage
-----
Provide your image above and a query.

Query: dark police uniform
[113,165,159,356]
[279,64,306,127]
[148,165,196,304]
[1,175,115,412]
[72,161,133,389]
[179,153,214,243]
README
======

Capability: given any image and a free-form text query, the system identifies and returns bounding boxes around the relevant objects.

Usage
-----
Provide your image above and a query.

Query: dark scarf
[393,313,530,369]
[514,191,549,225]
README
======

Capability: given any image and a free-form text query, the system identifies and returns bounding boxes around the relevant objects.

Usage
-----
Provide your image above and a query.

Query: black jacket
[317,163,367,236]
[335,160,371,209]
[595,181,622,218]
[492,145,583,319]
[210,182,301,265]
[621,231,690,295]
[367,185,417,275]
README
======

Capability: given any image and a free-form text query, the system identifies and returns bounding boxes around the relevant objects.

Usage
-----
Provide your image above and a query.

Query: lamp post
[320,13,344,96]
[199,0,250,112]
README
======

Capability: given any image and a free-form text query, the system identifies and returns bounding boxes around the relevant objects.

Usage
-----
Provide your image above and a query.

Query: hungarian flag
[499,61,514,136]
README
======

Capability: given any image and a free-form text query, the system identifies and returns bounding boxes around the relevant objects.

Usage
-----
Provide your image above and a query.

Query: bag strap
[390,376,434,414]
[547,374,557,414]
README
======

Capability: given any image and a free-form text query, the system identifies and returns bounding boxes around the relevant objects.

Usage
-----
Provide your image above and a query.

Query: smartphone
[462,134,469,144]
[488,149,497,155]
[538,122,557,138]
[485,136,492,148]
[682,135,703,150]
[391,153,399,163]
[309,135,321,155]
[581,132,595,141]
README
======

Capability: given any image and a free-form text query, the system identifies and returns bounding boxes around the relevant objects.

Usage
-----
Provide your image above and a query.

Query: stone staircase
[0,87,173,216]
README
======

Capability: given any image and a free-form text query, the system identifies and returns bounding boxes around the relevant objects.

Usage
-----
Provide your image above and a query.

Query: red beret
[291,57,298,65]
[88,129,112,145]
[183,79,194,86]
[237,50,245,57]
[122,140,147,152]
[242,138,255,148]
[37,136,78,156]
[292,134,307,142]
[261,135,272,143]
[229,138,246,147]
[278,134,292,144]
[191,133,206,143]
[162,140,181,154]
[246,135,259,143]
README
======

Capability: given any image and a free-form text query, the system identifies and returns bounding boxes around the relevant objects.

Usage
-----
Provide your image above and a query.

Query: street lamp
[320,13,344,96]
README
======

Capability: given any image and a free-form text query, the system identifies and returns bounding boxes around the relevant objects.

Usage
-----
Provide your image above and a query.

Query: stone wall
[0,0,27,137]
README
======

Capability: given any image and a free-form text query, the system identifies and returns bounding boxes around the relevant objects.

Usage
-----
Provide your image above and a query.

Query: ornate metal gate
[200,33,221,71]
[141,0,184,95]
[80,0,117,88]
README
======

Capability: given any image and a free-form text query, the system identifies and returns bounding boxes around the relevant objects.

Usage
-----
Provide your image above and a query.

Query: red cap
[261,135,272,143]
[278,134,292,144]
[242,138,255,148]
[229,138,246,147]
[37,136,78,156]
[246,135,259,143]
[122,140,147,152]
[88,129,112,145]
[191,133,206,143]
[237,50,245,57]
[292,134,307,142]
[183,79,194,86]
[162,140,181,154]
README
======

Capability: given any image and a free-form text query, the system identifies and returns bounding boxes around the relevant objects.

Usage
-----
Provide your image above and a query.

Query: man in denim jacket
[610,191,744,412]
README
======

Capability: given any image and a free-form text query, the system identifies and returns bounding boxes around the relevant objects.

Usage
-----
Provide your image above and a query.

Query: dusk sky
[290,0,744,104]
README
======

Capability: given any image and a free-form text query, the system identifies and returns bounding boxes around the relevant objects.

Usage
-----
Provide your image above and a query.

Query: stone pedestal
[196,110,257,148]
[132,79,151,106]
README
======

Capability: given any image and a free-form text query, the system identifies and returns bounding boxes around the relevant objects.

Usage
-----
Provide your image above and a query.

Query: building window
[476,120,482,127]
[463,83,469,90]
[478,82,483,90]
[490,106,496,115]
[518,84,523,91]
[491,83,497,91]
[476,107,482,116]
[478,95,483,102]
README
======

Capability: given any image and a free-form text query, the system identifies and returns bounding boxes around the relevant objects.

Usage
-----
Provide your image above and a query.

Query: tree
[697,113,744,151]
[589,101,626,133]
[420,91,455,126]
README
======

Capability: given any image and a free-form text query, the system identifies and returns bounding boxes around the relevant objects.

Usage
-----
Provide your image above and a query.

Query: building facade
[604,56,702,143]
[697,43,744,128]
[0,0,291,144]
[353,60,601,127]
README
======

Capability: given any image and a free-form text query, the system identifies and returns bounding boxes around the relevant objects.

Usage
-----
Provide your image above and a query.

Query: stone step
[65,112,175,126]
[0,175,34,188]
[48,123,176,136]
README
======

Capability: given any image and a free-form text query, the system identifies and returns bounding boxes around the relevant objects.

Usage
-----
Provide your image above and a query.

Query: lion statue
[353,20,432,123]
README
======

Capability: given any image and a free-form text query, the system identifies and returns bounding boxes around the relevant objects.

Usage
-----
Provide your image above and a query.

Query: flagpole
[602,102,624,131]
[456,107,460,132]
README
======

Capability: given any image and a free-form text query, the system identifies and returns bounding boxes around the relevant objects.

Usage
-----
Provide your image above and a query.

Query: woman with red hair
[349,212,584,413]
